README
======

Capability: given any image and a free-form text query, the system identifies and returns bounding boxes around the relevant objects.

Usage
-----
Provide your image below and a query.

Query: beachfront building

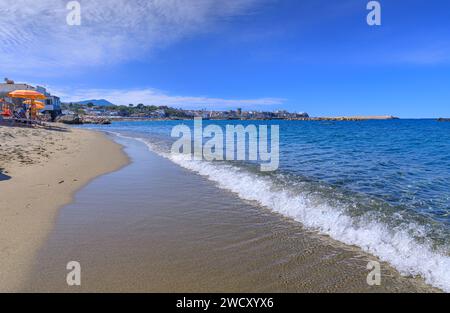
[0,79,36,110]
[0,79,35,99]
[0,78,62,120]
[35,86,62,119]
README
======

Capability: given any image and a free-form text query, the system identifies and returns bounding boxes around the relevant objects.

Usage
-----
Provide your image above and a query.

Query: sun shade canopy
[8,90,46,100]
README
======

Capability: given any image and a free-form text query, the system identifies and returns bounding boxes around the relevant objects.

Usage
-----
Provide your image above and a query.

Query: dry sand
[0,124,128,292]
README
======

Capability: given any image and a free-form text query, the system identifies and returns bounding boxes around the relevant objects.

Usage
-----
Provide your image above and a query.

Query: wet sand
[0,126,129,292]
[23,136,436,292]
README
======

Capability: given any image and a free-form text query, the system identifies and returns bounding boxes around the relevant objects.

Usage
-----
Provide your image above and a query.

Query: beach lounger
[4,111,46,127]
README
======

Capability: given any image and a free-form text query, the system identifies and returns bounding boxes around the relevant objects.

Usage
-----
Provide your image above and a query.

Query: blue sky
[1,0,449,117]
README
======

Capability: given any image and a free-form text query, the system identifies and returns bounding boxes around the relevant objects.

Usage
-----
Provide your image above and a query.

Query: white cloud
[49,86,285,109]
[396,44,450,65]
[0,0,262,72]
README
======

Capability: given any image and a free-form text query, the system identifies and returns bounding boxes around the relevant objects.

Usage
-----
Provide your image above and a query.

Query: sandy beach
[0,125,128,292]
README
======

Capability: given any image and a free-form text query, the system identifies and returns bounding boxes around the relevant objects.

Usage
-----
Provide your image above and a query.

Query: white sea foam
[111,131,450,292]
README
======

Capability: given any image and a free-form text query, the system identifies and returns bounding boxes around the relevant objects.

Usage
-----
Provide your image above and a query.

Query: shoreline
[66,115,400,124]
[0,125,129,292]
[1,124,444,292]
[23,134,438,292]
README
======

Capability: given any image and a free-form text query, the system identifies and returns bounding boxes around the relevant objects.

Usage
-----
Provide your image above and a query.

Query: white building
[0,81,35,98]
[35,85,62,115]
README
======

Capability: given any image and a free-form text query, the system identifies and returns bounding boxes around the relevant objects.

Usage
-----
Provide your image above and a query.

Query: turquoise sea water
[82,119,450,291]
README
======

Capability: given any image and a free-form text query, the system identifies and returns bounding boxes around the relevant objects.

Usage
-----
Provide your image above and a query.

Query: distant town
[61,100,311,121]
[62,100,400,124]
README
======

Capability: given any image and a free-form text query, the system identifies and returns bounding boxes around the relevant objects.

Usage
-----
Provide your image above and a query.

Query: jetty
[309,116,399,121]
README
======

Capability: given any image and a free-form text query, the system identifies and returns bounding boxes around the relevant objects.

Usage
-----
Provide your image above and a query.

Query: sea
[81,119,450,292]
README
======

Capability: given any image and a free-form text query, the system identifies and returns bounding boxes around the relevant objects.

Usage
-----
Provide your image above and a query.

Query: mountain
[76,99,115,107]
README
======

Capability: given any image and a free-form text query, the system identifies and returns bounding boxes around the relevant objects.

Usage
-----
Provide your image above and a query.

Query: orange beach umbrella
[32,102,46,110]
[23,99,45,108]
[8,90,46,100]
[35,103,45,110]
[23,99,44,105]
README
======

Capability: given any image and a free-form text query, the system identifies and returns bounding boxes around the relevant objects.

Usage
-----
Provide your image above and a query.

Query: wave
[109,131,450,292]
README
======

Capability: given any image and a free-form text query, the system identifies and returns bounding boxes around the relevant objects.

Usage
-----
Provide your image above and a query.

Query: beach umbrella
[8,90,46,100]
[23,100,45,109]
[8,90,46,121]
[23,100,44,105]
[34,102,46,110]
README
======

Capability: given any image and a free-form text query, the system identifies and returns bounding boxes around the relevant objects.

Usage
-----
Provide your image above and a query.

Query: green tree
[118,106,131,117]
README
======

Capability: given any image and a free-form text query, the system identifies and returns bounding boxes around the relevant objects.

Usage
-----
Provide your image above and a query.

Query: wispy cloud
[395,44,450,65]
[0,0,262,72]
[49,86,286,109]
